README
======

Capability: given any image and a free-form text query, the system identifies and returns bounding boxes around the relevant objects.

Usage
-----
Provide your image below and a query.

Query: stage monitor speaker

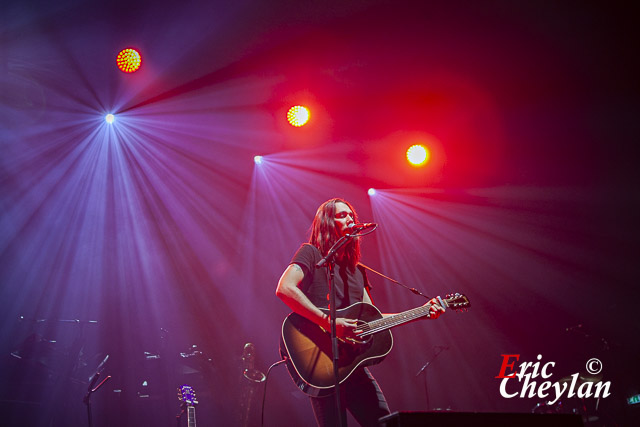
[379,411,583,427]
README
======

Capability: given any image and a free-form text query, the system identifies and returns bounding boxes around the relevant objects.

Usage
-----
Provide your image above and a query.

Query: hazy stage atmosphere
[1,1,638,425]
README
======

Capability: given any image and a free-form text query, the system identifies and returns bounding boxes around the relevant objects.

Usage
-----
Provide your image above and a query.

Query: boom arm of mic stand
[83,374,111,427]
[415,346,447,376]
[415,360,431,376]
[315,235,350,268]
[415,346,447,412]
[91,375,111,393]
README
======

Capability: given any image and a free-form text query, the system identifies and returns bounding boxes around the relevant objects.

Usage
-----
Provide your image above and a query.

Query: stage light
[254,155,263,164]
[406,144,430,166]
[116,48,142,73]
[368,188,376,196]
[105,114,115,124]
[287,106,310,127]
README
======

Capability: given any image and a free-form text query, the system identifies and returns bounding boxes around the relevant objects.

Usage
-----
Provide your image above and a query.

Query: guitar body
[280,302,393,397]
[279,293,470,397]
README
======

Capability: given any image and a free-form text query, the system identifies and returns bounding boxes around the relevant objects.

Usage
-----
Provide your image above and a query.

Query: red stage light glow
[406,144,430,166]
[287,106,310,127]
[116,48,142,73]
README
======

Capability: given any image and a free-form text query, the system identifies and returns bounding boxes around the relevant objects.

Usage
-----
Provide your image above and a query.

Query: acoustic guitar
[280,293,470,396]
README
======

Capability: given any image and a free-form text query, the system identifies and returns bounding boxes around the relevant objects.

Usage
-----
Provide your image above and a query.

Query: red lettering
[495,354,520,378]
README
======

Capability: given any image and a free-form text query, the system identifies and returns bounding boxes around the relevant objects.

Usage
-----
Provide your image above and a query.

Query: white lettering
[567,373,579,398]
[520,375,537,398]
[499,378,518,398]
[530,354,543,378]
[498,356,612,405]
[577,381,593,398]
[541,361,555,379]
[537,381,551,398]
[547,381,568,405]
[517,361,533,380]
[594,381,611,398]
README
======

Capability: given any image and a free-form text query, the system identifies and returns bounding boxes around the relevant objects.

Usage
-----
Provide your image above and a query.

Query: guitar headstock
[177,384,198,406]
[442,293,470,311]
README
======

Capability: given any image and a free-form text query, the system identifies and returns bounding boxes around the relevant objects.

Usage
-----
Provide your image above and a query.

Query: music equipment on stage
[239,343,265,427]
[280,293,470,396]
[379,411,583,427]
[177,385,197,427]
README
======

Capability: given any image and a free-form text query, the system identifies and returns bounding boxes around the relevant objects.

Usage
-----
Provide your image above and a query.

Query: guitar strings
[353,296,463,338]
[357,305,434,337]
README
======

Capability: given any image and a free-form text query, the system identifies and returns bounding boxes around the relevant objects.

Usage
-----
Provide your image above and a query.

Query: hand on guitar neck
[421,297,446,319]
[280,293,470,396]
[377,296,445,323]
[325,297,445,342]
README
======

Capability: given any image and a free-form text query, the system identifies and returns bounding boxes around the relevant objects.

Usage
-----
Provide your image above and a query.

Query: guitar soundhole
[350,320,372,345]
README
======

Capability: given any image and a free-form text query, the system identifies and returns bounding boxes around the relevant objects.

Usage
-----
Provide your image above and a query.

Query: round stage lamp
[116,48,142,73]
[406,144,430,166]
[287,106,310,127]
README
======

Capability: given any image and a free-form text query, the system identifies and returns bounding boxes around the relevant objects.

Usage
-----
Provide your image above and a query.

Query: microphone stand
[316,233,353,427]
[415,346,448,411]
[83,372,111,427]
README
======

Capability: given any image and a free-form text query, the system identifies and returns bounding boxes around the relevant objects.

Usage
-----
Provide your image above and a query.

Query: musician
[276,198,445,426]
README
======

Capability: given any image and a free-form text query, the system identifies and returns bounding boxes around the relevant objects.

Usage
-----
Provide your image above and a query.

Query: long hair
[309,198,361,271]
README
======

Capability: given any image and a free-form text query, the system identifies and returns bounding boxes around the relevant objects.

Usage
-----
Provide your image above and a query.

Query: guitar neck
[359,300,443,337]
[187,405,196,427]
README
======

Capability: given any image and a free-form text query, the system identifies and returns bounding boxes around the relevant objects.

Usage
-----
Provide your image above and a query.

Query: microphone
[347,223,377,232]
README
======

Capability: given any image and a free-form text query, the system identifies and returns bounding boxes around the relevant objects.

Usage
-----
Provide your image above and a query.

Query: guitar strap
[357,262,431,300]
[357,264,375,304]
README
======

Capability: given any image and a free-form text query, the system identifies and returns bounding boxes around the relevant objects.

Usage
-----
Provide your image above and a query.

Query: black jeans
[309,367,391,427]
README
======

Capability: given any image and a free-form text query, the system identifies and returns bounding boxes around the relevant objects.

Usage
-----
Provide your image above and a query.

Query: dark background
[1,0,638,425]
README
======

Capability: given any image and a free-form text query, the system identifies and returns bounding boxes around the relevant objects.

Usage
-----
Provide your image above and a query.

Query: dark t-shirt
[290,243,370,309]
